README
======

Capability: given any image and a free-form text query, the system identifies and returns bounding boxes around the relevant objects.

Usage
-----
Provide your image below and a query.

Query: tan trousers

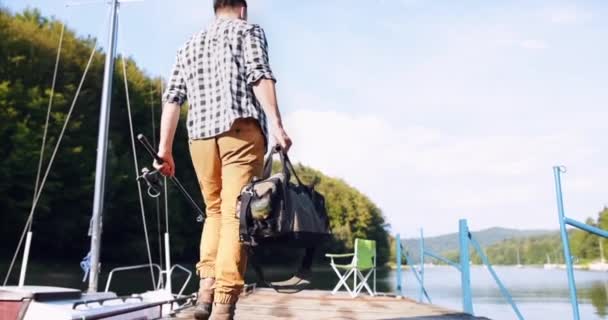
[189,118,265,304]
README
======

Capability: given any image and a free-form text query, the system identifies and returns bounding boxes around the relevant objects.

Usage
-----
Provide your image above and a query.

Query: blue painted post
[419,229,425,302]
[396,233,404,297]
[554,166,580,320]
[459,219,474,315]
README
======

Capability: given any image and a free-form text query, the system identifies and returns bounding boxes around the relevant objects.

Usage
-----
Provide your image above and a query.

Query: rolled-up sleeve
[162,53,187,106]
[244,25,276,84]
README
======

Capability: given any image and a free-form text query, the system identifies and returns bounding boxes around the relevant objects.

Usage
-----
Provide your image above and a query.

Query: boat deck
[167,289,490,320]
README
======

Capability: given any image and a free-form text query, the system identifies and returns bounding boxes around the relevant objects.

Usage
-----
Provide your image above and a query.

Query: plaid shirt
[163,17,275,140]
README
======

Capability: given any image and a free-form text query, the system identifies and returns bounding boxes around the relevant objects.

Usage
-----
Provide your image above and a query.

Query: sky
[3,0,608,237]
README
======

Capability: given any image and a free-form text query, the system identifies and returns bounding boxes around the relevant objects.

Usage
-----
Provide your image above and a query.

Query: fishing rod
[136,133,204,222]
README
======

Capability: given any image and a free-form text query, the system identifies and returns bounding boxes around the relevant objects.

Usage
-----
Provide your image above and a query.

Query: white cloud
[547,6,593,25]
[520,39,548,50]
[284,110,591,188]
[282,108,604,237]
[487,32,548,50]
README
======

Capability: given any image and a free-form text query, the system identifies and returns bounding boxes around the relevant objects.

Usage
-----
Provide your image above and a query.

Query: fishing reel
[137,167,163,198]
[136,134,206,223]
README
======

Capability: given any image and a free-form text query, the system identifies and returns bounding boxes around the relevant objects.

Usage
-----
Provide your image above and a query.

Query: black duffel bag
[238,147,330,247]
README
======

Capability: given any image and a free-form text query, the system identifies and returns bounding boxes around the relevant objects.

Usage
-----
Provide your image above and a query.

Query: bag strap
[261,152,273,180]
[247,247,313,294]
[262,146,304,186]
[238,191,255,246]
[282,152,304,186]
[261,145,283,180]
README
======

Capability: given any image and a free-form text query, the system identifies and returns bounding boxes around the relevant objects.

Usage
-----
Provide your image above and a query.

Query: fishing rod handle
[170,176,206,220]
[137,134,164,164]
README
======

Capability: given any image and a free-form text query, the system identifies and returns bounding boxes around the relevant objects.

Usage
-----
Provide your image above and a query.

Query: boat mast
[88,0,119,293]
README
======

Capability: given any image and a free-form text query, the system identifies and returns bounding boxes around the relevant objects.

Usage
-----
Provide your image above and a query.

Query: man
[154,1,291,319]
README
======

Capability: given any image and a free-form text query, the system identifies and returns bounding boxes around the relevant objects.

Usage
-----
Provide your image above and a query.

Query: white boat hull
[0,286,185,320]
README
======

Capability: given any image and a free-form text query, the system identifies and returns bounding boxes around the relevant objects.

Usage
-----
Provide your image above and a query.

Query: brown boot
[208,303,236,320]
[194,278,215,320]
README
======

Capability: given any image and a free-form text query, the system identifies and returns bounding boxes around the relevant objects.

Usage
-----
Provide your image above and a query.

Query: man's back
[164,18,275,140]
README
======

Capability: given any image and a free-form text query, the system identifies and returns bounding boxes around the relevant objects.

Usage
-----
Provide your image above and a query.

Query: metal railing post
[164,233,172,293]
[459,219,474,315]
[419,228,425,302]
[553,166,580,320]
[396,233,404,297]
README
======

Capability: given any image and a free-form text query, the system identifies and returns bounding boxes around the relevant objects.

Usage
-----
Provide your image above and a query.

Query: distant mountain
[400,227,555,263]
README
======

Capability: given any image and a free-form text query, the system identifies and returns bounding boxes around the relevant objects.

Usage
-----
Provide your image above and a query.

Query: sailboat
[516,247,523,268]
[588,239,608,272]
[543,253,558,270]
[0,1,195,318]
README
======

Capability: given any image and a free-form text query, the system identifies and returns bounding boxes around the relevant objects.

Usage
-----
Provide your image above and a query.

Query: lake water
[6,263,608,319]
[396,265,608,320]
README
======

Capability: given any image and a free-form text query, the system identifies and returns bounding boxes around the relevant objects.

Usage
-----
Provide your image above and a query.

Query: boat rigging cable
[32,23,65,223]
[118,10,157,286]
[3,8,110,286]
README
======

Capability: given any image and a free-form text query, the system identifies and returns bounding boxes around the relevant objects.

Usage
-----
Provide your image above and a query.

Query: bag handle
[261,147,276,180]
[261,146,304,186]
[282,152,304,186]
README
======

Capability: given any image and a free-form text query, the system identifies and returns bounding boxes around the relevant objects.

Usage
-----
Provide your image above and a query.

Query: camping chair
[326,238,376,297]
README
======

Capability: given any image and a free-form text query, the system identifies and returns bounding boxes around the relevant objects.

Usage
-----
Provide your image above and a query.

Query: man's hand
[155,102,180,177]
[272,125,292,153]
[154,151,175,177]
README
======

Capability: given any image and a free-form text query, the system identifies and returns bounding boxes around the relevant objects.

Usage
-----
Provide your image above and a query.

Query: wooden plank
[169,289,491,319]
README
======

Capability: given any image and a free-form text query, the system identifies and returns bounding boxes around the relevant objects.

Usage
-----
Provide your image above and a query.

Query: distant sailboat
[516,247,523,268]
[544,253,558,270]
[589,239,608,272]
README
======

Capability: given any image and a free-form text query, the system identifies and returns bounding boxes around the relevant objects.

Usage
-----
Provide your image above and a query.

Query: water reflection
[587,280,608,318]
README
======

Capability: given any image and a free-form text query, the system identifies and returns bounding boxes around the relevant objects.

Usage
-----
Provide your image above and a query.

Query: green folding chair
[326,238,376,297]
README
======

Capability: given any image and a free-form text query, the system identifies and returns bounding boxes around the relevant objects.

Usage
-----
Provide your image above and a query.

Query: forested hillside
[0,8,391,274]
[437,208,608,265]
[401,227,553,264]
[469,207,608,265]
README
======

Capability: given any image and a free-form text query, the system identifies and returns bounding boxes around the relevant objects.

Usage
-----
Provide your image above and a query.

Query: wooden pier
[169,289,490,320]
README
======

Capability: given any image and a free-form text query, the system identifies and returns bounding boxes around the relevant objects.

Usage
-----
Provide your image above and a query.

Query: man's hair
[214,0,247,12]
